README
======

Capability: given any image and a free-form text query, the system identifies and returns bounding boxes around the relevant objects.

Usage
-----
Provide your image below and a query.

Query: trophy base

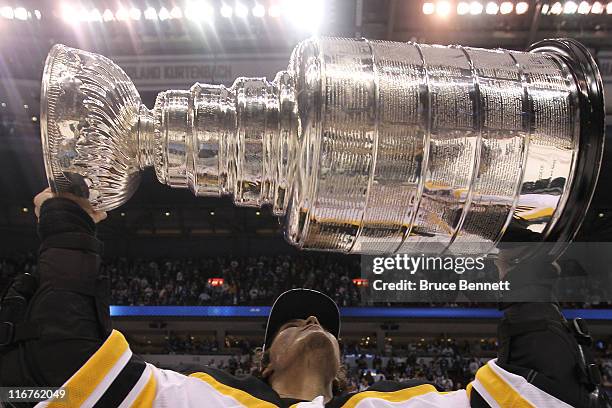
[505,39,606,255]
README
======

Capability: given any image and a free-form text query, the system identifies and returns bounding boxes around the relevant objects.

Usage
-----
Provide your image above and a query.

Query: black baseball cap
[263,289,341,350]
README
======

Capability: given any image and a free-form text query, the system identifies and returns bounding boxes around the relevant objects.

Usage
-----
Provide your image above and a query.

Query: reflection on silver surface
[41,38,587,254]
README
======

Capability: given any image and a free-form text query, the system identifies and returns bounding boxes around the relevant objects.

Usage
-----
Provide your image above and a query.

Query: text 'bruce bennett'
[372,280,511,292]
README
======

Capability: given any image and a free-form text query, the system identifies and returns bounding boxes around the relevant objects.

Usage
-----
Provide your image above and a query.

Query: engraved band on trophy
[40,37,605,256]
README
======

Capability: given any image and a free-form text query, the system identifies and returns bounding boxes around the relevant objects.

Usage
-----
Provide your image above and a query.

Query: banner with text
[113,52,290,90]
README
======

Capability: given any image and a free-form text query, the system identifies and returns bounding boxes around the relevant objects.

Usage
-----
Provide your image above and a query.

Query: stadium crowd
[0,252,363,307]
[2,253,609,308]
[1,252,612,392]
[103,254,362,307]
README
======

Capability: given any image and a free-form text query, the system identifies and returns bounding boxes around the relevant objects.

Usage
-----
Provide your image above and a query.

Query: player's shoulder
[188,366,283,406]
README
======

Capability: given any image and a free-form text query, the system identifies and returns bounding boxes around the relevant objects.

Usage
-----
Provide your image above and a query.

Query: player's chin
[300,329,338,353]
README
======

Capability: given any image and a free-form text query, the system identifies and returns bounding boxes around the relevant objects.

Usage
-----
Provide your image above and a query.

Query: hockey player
[0,188,609,407]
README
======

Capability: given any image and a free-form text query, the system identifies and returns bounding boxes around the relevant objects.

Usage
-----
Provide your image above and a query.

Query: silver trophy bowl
[40,37,605,256]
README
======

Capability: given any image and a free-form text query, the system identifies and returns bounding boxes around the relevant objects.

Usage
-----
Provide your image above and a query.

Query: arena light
[73,8,88,22]
[129,7,141,20]
[158,7,170,20]
[144,7,157,20]
[515,2,529,14]
[281,0,300,20]
[89,8,102,22]
[34,9,41,19]
[577,1,591,13]
[485,2,499,14]
[61,4,75,23]
[220,4,233,18]
[423,2,435,14]
[591,1,604,13]
[470,1,483,14]
[115,7,129,21]
[102,9,114,21]
[0,6,14,19]
[170,6,183,19]
[541,4,550,13]
[252,3,265,17]
[304,0,324,33]
[499,2,513,14]
[186,1,214,21]
[607,1,612,13]
[457,2,470,14]
[563,1,578,13]
[436,1,452,17]
[268,4,281,17]
[352,278,369,287]
[550,2,563,14]
[235,3,248,18]
[281,0,323,32]
[14,7,27,20]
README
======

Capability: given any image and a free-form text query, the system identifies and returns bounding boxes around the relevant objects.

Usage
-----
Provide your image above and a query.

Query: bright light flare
[89,8,102,22]
[577,1,591,13]
[485,2,499,14]
[103,9,114,21]
[499,2,513,14]
[457,2,470,15]
[591,1,604,13]
[60,4,75,22]
[0,6,13,19]
[220,4,233,17]
[268,4,281,17]
[436,1,452,17]
[144,7,158,20]
[282,0,323,33]
[607,1,612,13]
[252,3,265,17]
[470,1,484,15]
[423,2,435,14]
[115,7,129,21]
[550,2,563,14]
[170,6,183,19]
[235,3,248,18]
[186,2,214,21]
[159,7,170,20]
[563,1,578,13]
[14,7,27,20]
[515,2,529,14]
[129,7,141,20]
[77,8,89,22]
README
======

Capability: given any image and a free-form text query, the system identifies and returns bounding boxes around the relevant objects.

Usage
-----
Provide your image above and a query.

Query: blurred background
[1,0,612,393]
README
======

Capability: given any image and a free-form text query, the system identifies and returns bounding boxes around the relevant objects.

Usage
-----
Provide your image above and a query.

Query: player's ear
[261,363,273,378]
[259,348,273,378]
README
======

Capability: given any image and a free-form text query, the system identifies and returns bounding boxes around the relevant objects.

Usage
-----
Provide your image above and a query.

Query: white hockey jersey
[34,330,573,408]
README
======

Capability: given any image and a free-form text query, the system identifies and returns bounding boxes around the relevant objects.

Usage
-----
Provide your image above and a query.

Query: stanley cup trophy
[40,37,605,258]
